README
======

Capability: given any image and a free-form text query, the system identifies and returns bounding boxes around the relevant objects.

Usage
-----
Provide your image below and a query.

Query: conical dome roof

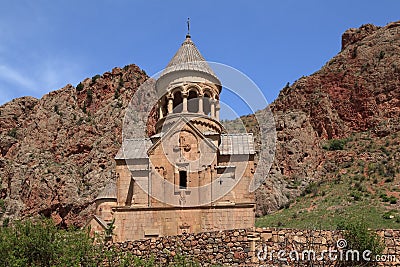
[156,35,221,93]
[162,35,218,79]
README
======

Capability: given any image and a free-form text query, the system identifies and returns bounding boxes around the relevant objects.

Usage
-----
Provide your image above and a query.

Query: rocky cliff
[0,65,147,226]
[254,21,400,215]
[0,21,399,226]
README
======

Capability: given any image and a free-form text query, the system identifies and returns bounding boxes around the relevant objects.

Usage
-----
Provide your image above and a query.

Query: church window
[179,170,187,189]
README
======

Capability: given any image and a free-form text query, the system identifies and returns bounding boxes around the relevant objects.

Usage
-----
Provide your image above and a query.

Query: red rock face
[273,22,400,138]
[255,21,400,215]
[1,21,399,225]
[341,23,380,50]
[0,65,148,227]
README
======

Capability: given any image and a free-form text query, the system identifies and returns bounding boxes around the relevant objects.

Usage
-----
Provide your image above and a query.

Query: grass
[256,131,400,230]
[256,194,400,230]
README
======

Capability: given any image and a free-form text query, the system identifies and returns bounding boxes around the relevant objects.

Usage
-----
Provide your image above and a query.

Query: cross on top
[186,18,190,37]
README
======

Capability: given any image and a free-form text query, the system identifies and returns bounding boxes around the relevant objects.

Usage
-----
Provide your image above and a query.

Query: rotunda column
[215,100,220,121]
[182,92,188,113]
[198,93,204,114]
[159,102,164,119]
[210,99,215,119]
[167,96,173,114]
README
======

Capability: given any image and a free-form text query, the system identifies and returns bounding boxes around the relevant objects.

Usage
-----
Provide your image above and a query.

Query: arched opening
[203,93,211,115]
[158,96,167,119]
[162,96,168,117]
[187,90,199,113]
[173,91,183,113]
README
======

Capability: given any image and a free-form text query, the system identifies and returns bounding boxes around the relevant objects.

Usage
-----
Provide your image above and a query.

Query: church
[89,32,256,242]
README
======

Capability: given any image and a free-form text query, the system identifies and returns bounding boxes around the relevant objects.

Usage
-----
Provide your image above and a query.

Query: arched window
[173,91,183,113]
[187,90,199,113]
[203,93,211,115]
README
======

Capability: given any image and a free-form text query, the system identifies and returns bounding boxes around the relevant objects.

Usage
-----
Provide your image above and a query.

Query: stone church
[89,33,256,242]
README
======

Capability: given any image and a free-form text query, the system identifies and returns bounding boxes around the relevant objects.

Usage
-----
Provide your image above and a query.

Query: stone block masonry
[113,229,252,266]
[112,228,400,266]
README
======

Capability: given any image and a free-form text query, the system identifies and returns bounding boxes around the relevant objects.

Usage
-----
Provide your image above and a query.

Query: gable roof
[95,182,117,201]
[115,138,152,160]
[219,133,255,155]
[147,116,218,155]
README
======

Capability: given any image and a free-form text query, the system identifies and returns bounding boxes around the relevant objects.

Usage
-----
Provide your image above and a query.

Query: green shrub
[323,139,347,151]
[380,193,389,202]
[382,211,395,220]
[92,74,101,83]
[350,191,362,201]
[86,89,93,106]
[0,199,5,212]
[383,174,394,182]
[53,105,62,116]
[379,51,385,60]
[76,82,84,91]
[170,253,200,267]
[104,218,115,238]
[119,78,124,88]
[0,218,168,267]
[114,88,120,99]
[0,219,101,266]
[7,128,17,138]
[2,218,9,227]
[351,46,357,58]
[389,196,397,204]
[339,220,384,265]
[301,182,319,197]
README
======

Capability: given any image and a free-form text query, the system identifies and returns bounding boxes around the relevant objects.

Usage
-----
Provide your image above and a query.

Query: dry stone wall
[113,228,400,266]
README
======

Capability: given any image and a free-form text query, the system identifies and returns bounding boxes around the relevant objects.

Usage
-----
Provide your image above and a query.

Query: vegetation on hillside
[256,131,400,229]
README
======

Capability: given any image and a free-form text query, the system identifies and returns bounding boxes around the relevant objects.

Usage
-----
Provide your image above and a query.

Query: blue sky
[0,1,399,117]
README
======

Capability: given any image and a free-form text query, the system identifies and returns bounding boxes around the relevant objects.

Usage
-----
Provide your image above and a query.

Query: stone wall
[113,228,400,266]
[107,205,254,242]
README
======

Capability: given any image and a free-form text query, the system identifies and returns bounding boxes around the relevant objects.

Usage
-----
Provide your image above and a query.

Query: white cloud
[37,57,85,92]
[0,64,37,90]
[0,54,86,105]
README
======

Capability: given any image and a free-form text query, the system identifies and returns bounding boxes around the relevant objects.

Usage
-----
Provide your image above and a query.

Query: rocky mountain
[0,21,399,226]
[0,65,148,226]
[254,21,400,216]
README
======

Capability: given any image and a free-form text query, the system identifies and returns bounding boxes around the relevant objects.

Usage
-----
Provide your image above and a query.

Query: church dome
[155,35,221,94]
[162,35,218,79]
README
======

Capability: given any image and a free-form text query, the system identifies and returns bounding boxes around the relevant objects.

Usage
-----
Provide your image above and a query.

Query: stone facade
[89,34,256,242]
[111,228,400,266]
